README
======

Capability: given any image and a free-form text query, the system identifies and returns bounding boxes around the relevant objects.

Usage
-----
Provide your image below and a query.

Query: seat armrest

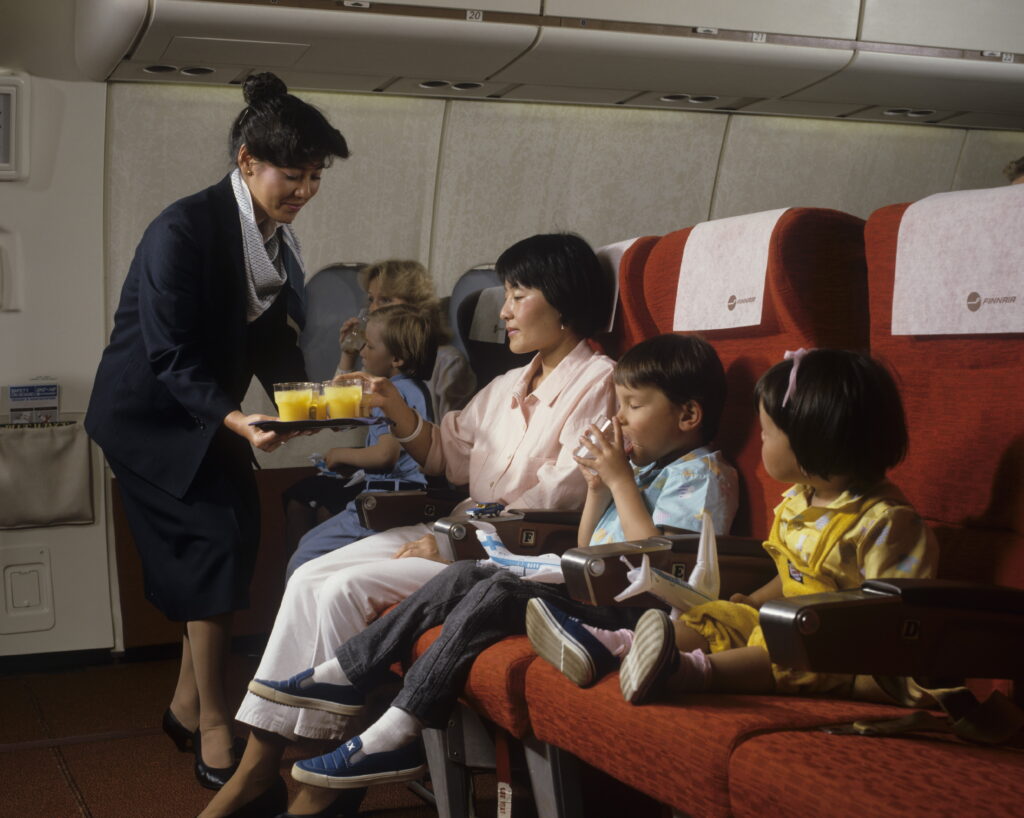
[356,489,465,530]
[562,534,775,607]
[759,579,1024,680]
[433,508,582,562]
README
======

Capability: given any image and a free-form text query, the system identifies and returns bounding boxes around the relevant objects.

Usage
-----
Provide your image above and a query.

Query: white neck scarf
[231,168,304,323]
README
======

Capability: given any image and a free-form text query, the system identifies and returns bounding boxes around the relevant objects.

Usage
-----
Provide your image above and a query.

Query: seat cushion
[409,627,536,738]
[525,659,911,817]
[729,727,1024,817]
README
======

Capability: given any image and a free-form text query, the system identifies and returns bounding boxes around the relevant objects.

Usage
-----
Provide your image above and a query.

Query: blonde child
[286,304,438,576]
[603,348,938,704]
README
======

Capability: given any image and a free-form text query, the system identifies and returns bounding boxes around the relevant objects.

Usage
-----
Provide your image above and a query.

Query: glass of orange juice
[323,378,365,419]
[274,382,316,422]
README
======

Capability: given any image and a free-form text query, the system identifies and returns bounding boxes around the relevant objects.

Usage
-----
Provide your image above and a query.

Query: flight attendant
[85,72,349,790]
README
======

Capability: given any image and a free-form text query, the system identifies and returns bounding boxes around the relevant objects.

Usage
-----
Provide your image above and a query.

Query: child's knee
[673,618,710,653]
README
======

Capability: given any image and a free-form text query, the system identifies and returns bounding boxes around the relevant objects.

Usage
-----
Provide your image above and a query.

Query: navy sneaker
[619,608,679,705]
[247,668,364,716]
[526,598,619,687]
[291,735,426,789]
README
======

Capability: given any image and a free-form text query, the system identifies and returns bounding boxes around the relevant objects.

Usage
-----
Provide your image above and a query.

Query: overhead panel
[371,0,540,10]
[738,99,868,118]
[491,27,852,99]
[626,92,757,112]
[383,77,511,100]
[125,0,538,81]
[942,112,1024,131]
[790,51,1024,115]
[498,85,636,104]
[861,0,1024,55]
[546,0,860,39]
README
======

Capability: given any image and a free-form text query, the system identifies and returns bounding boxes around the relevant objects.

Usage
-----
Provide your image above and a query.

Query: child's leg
[701,646,774,693]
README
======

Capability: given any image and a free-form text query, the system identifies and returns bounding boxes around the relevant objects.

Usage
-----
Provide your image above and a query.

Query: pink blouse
[424,340,616,512]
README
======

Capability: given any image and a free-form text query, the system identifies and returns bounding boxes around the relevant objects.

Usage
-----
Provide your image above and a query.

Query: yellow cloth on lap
[680,481,937,694]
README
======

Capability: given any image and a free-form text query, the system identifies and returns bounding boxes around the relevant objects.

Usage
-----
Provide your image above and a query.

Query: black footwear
[276,787,367,818]
[161,707,194,753]
[194,728,240,790]
[219,776,289,818]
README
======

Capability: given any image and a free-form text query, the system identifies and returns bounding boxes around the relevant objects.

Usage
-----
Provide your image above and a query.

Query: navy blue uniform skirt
[110,435,260,622]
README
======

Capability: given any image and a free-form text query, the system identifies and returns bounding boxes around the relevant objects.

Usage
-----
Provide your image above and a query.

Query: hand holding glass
[573,414,613,459]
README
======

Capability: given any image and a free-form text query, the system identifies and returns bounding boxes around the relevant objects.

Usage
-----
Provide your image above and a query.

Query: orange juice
[274,384,315,421]
[323,383,363,419]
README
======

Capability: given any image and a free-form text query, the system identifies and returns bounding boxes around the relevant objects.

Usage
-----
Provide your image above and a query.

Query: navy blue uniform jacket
[86,174,307,499]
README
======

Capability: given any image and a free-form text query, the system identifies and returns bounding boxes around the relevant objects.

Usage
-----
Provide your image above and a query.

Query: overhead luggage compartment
[489,27,853,103]
[860,0,1024,55]
[75,0,541,91]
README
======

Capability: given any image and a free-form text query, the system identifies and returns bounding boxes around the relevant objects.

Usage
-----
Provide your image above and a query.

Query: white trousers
[235,523,448,740]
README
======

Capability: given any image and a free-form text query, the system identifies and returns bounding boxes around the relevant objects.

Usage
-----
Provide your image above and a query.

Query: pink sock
[675,648,714,692]
[583,624,635,658]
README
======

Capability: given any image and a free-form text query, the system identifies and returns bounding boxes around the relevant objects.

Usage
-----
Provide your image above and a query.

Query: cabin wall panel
[0,77,112,656]
[711,115,966,220]
[428,100,726,294]
[952,130,1024,191]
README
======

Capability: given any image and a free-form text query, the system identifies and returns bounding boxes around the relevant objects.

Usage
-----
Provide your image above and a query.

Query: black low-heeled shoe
[161,708,194,753]
[275,787,367,818]
[193,728,240,790]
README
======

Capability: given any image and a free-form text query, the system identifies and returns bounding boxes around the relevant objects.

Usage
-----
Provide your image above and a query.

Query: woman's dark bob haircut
[495,233,613,340]
[229,72,349,168]
[615,334,726,444]
[755,349,908,488]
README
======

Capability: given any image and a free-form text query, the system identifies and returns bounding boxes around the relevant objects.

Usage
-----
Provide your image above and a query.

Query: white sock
[583,624,635,658]
[354,707,423,759]
[310,657,351,687]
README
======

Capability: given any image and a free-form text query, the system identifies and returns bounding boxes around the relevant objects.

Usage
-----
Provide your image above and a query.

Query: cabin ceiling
[6,0,1024,131]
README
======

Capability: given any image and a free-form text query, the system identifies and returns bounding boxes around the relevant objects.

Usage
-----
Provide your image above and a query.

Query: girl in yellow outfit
[619,348,938,704]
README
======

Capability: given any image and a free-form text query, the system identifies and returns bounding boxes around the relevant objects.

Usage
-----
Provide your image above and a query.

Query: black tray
[250,417,380,433]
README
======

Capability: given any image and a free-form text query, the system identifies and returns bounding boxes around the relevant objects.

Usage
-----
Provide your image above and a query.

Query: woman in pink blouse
[204,233,617,817]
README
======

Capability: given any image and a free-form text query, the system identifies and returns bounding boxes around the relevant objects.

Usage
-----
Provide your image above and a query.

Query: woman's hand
[392,533,446,562]
[337,316,363,349]
[572,418,633,493]
[223,411,298,452]
[336,317,362,372]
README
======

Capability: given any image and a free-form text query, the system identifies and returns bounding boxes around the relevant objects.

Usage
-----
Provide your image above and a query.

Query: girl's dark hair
[495,233,613,339]
[615,334,726,444]
[754,349,908,487]
[368,304,439,381]
[229,72,349,168]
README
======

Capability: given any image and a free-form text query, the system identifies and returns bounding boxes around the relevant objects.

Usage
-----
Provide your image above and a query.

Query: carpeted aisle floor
[0,652,461,818]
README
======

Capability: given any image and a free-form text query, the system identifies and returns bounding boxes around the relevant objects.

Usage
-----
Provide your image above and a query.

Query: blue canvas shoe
[247,668,364,716]
[526,598,619,687]
[291,736,427,789]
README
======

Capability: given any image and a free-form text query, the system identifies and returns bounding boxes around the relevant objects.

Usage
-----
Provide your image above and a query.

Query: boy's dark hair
[230,72,349,168]
[496,233,613,340]
[368,304,439,381]
[614,334,726,444]
[754,349,908,487]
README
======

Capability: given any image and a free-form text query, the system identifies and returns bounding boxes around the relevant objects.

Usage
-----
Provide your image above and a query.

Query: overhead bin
[546,0,860,40]
[490,27,852,100]
[789,51,1024,115]
[861,0,1024,55]
[77,0,540,87]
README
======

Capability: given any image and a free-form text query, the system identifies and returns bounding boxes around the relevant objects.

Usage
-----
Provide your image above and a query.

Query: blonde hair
[367,304,439,381]
[360,260,436,307]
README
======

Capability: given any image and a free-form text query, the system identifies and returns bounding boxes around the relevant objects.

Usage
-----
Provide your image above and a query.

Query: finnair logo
[967,291,1017,312]
[727,294,757,311]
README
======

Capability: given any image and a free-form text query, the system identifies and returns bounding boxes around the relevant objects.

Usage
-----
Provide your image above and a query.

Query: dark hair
[754,349,908,487]
[367,304,439,381]
[495,233,613,339]
[614,334,726,444]
[229,72,349,168]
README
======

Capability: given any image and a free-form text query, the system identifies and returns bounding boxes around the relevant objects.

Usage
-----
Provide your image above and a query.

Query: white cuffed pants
[234,523,448,740]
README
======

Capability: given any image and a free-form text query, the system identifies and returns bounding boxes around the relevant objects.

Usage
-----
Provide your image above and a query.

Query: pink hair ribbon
[782,348,811,407]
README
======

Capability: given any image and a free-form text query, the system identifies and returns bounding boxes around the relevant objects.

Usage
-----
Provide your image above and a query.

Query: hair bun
[243,72,289,106]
